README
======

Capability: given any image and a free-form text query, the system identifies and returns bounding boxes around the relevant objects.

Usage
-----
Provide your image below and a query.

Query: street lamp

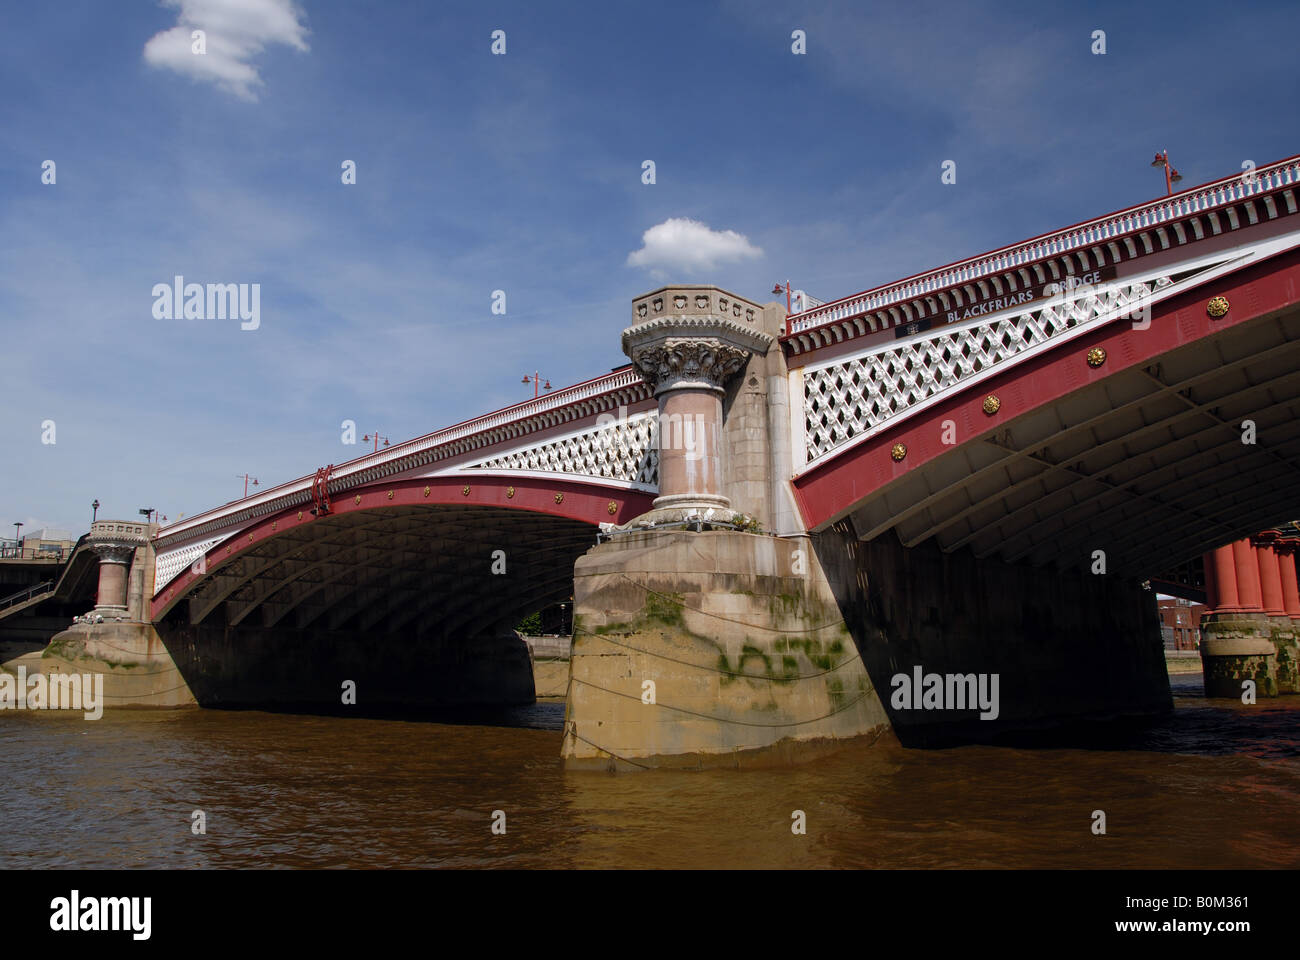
[138,508,155,523]
[91,499,99,523]
[362,432,390,453]
[13,522,22,558]
[772,281,792,313]
[236,474,260,497]
[1150,150,1183,196]
[522,372,551,399]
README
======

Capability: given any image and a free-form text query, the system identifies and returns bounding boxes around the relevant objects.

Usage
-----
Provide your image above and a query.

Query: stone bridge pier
[562,288,892,770]
[39,520,199,707]
[1199,529,1300,697]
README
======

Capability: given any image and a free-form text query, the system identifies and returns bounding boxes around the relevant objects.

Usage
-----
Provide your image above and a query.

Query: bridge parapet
[88,521,152,542]
[631,286,766,329]
[787,155,1300,338]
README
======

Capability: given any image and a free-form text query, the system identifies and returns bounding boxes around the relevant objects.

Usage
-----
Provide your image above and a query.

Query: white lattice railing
[803,275,1171,463]
[153,535,226,594]
[469,412,659,486]
[788,156,1300,334]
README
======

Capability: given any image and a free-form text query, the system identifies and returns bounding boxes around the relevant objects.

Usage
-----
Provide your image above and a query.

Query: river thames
[2,674,1296,869]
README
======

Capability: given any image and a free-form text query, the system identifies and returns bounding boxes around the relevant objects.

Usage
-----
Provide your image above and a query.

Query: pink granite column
[1209,544,1241,613]
[1255,537,1287,618]
[1233,539,1264,613]
[92,543,134,611]
[1278,544,1300,621]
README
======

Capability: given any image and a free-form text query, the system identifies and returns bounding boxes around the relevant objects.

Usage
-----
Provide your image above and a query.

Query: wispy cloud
[142,0,309,101]
[626,218,764,278]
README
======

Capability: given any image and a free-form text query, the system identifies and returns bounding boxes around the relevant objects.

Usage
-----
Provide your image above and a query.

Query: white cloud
[626,218,763,277]
[142,0,309,102]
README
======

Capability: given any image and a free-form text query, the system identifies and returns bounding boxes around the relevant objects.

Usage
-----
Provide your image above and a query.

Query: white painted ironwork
[154,534,231,594]
[803,276,1171,463]
[467,413,658,486]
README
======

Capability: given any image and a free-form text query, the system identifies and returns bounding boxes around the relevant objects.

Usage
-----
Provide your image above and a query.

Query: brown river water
[1,674,1297,869]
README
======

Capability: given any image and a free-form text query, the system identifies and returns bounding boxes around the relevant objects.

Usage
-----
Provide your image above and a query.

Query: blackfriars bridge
[7,154,1300,768]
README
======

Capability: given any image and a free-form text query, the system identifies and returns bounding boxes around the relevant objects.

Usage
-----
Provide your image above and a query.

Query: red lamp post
[772,281,792,313]
[1150,150,1183,196]
[522,372,552,399]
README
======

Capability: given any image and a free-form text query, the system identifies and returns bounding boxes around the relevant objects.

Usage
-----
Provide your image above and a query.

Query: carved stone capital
[86,520,150,567]
[90,542,137,565]
[627,336,750,394]
[622,317,773,395]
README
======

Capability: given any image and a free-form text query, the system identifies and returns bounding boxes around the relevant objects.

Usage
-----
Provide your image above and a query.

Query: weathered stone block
[562,529,888,770]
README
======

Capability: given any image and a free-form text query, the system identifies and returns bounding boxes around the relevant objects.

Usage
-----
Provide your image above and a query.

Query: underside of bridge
[790,262,1300,741]
[836,296,1300,578]
[153,505,596,710]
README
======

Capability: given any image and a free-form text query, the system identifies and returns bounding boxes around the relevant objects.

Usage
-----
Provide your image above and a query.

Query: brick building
[1157,596,1207,650]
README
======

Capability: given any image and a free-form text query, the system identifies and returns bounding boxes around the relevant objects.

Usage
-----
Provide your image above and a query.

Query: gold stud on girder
[607,501,618,515]
[423,486,430,498]
[506,486,515,498]
[462,485,471,496]
[1087,347,1107,367]
[1206,296,1229,318]
[297,511,303,521]
[355,495,361,505]
[890,443,907,462]
[386,490,394,500]
[554,492,565,504]
[982,394,1001,415]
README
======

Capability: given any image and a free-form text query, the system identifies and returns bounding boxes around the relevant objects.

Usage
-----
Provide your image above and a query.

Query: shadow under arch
[150,476,652,715]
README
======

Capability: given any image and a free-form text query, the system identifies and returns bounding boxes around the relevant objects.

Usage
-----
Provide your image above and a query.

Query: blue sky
[2,0,1297,535]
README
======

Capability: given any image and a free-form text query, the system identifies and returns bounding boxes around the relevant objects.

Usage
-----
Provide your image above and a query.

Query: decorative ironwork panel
[470,413,659,486]
[803,279,1169,462]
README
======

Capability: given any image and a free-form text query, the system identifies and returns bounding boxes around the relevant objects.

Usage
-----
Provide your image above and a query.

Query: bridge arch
[144,476,652,708]
[154,475,651,628]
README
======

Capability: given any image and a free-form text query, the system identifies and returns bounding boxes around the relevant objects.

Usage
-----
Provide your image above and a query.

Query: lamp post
[772,281,792,313]
[91,499,99,523]
[138,508,155,524]
[13,521,22,558]
[236,474,260,497]
[362,432,390,453]
[522,372,551,399]
[1150,150,1183,196]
